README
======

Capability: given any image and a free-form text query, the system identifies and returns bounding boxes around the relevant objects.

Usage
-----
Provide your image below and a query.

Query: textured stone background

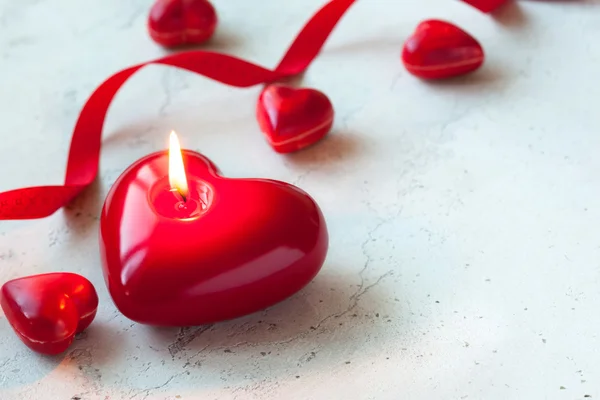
[1,0,600,399]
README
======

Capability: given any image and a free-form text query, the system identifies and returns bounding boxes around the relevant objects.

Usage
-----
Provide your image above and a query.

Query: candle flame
[168,131,189,200]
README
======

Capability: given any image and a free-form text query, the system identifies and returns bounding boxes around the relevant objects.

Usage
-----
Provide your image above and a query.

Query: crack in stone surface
[292,168,314,186]
[0,357,12,370]
[350,219,387,302]
[129,374,180,400]
[341,100,367,129]
[269,270,393,347]
[168,325,214,357]
[182,344,211,367]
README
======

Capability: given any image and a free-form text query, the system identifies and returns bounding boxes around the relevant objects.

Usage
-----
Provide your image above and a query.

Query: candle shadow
[144,272,380,346]
[419,62,505,92]
[492,1,529,30]
[287,130,363,165]
[131,268,400,385]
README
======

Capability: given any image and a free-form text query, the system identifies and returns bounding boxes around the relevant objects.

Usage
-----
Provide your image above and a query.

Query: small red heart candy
[1,273,98,355]
[148,0,217,47]
[402,20,484,80]
[256,84,334,154]
[461,0,509,13]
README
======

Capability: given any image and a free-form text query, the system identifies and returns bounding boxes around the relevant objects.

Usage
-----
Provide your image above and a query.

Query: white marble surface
[1,0,600,398]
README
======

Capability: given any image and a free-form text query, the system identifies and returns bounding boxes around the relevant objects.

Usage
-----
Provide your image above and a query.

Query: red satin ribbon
[0,0,356,220]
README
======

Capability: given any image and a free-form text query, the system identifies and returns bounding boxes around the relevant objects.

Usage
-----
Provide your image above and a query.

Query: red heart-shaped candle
[148,0,217,47]
[461,0,508,13]
[256,84,334,154]
[100,150,328,326]
[402,20,484,80]
[0,273,98,355]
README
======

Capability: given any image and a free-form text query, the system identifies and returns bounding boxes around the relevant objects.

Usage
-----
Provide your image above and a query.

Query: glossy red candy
[148,0,217,47]
[0,273,98,355]
[461,0,508,13]
[256,84,334,153]
[100,151,328,326]
[402,20,484,80]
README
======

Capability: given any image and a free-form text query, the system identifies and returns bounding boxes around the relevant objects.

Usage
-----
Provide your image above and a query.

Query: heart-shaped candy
[100,151,328,326]
[402,20,484,80]
[1,273,98,355]
[461,0,508,13]
[256,84,334,153]
[148,0,217,47]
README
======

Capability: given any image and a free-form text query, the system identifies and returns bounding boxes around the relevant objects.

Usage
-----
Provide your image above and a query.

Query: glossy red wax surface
[148,0,217,47]
[461,0,508,13]
[256,84,334,153]
[100,150,328,326]
[402,20,484,80]
[0,273,99,355]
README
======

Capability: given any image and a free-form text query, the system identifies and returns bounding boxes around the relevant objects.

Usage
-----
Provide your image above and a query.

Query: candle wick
[170,187,187,203]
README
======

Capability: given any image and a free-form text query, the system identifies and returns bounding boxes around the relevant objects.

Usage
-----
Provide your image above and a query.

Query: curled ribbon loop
[0,0,356,220]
